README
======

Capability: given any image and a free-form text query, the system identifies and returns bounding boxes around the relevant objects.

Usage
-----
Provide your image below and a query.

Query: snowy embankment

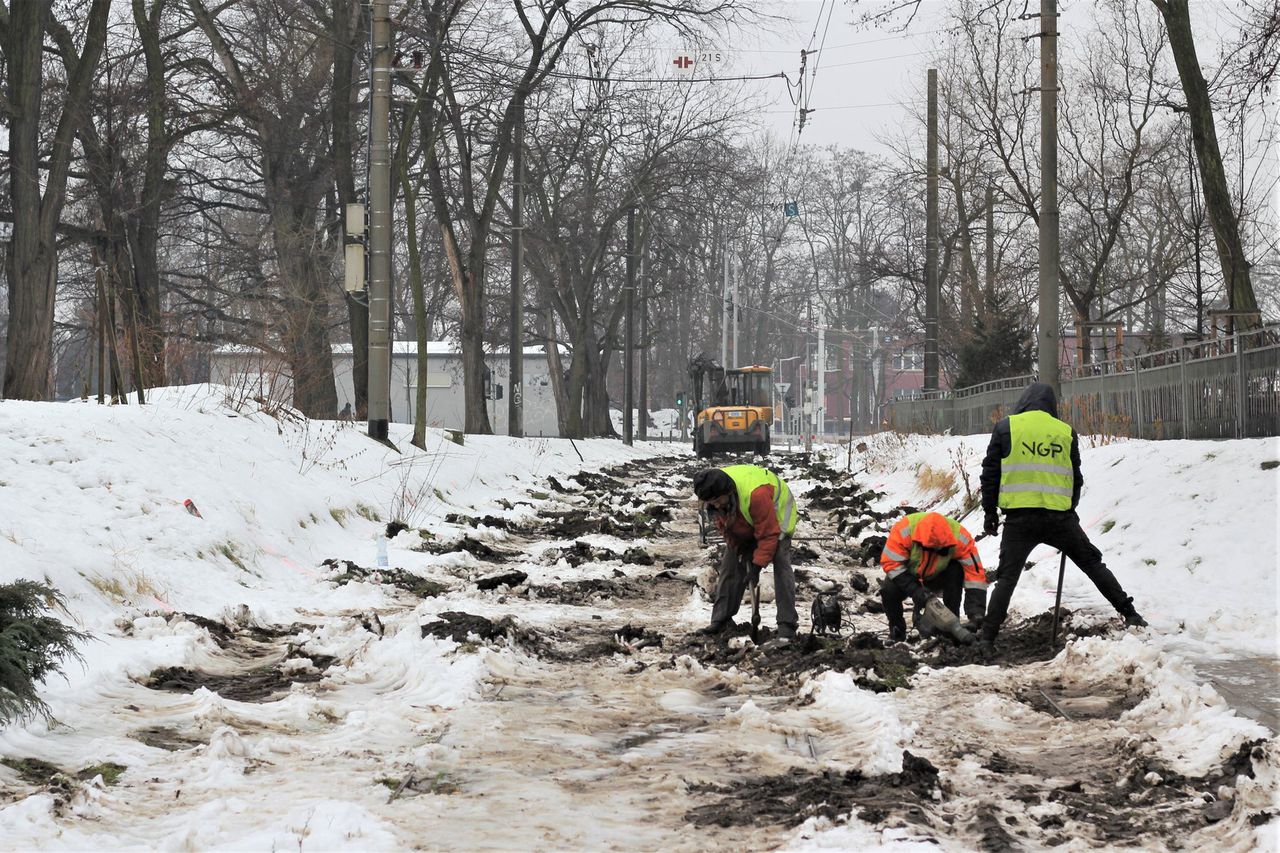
[1,390,1276,850]
[791,432,1279,850]
[0,385,672,846]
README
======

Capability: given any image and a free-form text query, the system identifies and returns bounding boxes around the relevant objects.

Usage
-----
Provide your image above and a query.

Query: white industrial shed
[210,342,562,436]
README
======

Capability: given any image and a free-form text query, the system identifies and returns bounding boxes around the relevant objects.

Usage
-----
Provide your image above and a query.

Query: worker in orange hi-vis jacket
[879,511,987,643]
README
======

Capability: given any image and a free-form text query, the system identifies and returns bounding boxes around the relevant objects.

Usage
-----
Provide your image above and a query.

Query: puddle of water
[1195,657,1280,733]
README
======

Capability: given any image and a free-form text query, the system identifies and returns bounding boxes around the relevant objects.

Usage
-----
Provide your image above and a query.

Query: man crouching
[692,465,799,640]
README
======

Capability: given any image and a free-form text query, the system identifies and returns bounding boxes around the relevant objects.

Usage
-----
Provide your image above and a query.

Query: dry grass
[915,464,959,503]
[87,570,162,602]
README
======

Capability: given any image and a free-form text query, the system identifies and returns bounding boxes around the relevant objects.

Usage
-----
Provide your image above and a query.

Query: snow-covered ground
[0,390,1275,850]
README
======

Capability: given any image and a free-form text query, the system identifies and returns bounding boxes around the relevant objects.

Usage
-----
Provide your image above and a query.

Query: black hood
[1012,381,1058,417]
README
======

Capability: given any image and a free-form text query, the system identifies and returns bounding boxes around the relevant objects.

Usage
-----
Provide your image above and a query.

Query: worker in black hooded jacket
[978,381,1146,651]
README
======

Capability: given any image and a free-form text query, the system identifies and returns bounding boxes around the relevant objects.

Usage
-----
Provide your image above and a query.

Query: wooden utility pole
[623,206,635,446]
[1038,0,1061,396]
[508,96,525,437]
[924,68,940,392]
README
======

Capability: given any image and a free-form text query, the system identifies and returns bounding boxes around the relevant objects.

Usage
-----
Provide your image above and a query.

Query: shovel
[748,561,762,643]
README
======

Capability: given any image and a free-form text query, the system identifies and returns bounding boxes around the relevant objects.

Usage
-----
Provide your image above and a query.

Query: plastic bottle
[376,533,389,568]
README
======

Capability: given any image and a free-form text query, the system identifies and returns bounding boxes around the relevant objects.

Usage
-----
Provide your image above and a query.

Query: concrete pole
[731,251,739,367]
[508,96,524,437]
[721,235,729,368]
[1039,0,1061,396]
[638,245,648,441]
[924,67,940,393]
[985,184,996,315]
[367,0,392,440]
[816,326,826,438]
[623,206,635,446]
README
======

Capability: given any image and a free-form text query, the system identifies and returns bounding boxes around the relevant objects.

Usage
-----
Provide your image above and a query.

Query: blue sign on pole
[784,201,799,217]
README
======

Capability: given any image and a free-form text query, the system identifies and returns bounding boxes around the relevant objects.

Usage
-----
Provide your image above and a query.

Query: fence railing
[884,328,1280,439]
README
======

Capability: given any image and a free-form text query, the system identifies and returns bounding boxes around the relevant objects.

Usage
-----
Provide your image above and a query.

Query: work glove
[963,587,987,630]
[909,586,932,609]
[983,512,999,537]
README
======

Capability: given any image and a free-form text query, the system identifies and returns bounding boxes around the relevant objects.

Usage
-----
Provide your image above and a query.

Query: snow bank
[833,432,1279,658]
[0,385,667,745]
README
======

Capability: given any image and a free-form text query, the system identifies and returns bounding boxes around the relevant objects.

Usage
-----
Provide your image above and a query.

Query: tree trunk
[459,260,493,434]
[271,201,338,417]
[3,0,111,400]
[540,304,568,436]
[332,0,368,417]
[1155,0,1259,328]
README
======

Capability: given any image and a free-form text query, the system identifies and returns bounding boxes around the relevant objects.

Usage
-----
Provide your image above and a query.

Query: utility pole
[508,96,525,437]
[1038,0,1061,396]
[623,206,635,446]
[924,67,940,393]
[638,243,649,441]
[816,326,826,438]
[731,251,739,367]
[367,0,392,441]
[985,184,996,315]
[721,234,729,368]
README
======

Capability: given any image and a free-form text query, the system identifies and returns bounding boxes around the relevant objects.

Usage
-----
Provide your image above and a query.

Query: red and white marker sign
[671,54,695,74]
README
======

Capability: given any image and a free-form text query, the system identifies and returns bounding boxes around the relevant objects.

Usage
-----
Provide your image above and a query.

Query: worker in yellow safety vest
[692,465,799,640]
[978,382,1146,652]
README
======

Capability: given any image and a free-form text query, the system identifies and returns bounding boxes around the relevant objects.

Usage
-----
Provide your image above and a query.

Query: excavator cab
[689,356,773,458]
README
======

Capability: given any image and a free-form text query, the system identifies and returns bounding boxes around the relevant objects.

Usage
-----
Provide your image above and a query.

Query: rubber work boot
[776,623,797,640]
[695,621,729,636]
[888,624,907,643]
[1118,596,1148,628]
[1123,611,1148,628]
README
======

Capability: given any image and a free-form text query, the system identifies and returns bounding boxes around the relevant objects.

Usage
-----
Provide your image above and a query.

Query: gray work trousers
[710,537,797,628]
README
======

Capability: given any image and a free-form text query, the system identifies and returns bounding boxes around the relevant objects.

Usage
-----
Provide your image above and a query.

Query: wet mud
[323,559,448,598]
[686,750,941,830]
[419,611,553,657]
[144,646,335,703]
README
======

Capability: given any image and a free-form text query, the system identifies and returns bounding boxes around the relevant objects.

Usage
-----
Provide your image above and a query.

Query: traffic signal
[676,390,685,408]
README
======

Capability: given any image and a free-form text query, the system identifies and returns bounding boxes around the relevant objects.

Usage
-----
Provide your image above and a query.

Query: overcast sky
[702,0,1277,240]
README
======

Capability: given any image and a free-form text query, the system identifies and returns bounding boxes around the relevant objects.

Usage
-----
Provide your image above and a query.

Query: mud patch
[541,540,656,567]
[526,577,650,605]
[686,750,940,829]
[419,611,552,655]
[324,559,448,598]
[1,757,64,785]
[680,629,918,692]
[421,536,515,562]
[571,623,666,659]
[144,648,335,703]
[169,613,304,649]
[979,738,1271,845]
[475,571,528,591]
[129,726,208,751]
[443,514,527,533]
[930,608,1113,668]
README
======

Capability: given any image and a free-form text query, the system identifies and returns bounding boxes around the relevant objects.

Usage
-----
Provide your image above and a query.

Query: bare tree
[187,0,340,417]
[1,0,111,400]
[1150,0,1261,328]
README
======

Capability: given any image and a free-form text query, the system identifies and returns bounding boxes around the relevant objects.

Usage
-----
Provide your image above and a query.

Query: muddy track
[13,451,1268,849]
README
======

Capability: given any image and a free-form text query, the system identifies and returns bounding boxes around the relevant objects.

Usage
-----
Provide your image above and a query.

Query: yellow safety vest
[722,464,798,535]
[998,410,1074,510]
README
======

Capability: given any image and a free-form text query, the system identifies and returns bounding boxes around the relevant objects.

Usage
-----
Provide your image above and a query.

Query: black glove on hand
[964,587,987,628]
[909,586,931,608]
[983,512,999,537]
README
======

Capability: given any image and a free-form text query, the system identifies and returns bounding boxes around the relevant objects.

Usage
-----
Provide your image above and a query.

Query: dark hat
[692,469,733,501]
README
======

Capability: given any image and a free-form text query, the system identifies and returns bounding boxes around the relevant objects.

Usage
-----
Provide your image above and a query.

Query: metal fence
[884,328,1280,439]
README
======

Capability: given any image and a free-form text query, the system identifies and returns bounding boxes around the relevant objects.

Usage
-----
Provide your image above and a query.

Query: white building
[210,342,562,436]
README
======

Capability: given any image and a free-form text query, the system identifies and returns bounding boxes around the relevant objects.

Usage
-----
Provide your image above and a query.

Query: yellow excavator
[689,355,773,457]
